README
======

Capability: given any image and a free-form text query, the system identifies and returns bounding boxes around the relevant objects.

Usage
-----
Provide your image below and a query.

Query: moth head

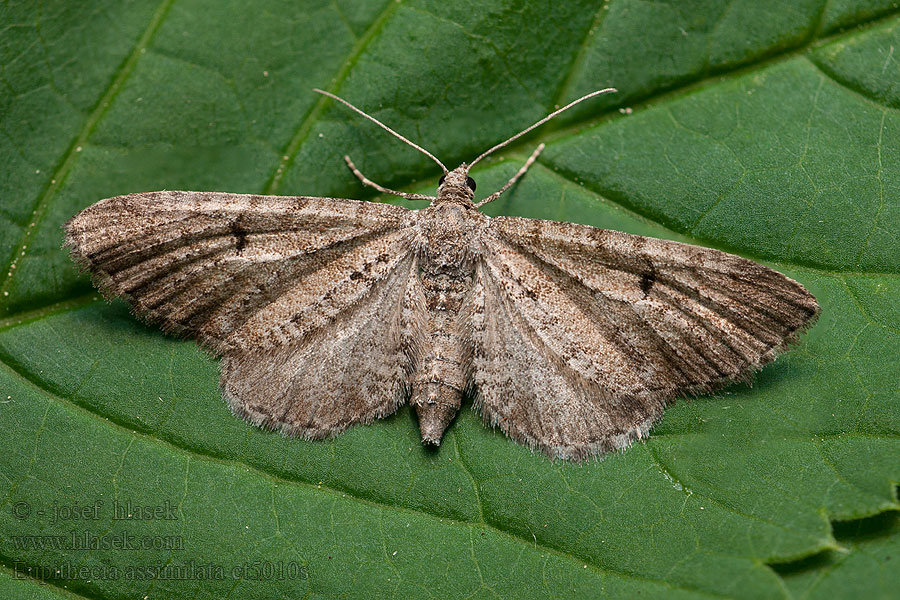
[437,166,477,199]
[312,87,616,208]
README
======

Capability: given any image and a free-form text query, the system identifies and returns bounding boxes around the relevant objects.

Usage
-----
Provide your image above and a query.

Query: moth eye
[466,176,476,191]
[439,175,446,185]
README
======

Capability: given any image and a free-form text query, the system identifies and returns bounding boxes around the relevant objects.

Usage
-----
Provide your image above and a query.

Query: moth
[65,89,819,460]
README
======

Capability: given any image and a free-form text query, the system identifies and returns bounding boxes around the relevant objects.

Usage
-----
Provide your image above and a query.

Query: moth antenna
[475,143,544,208]
[313,88,449,174]
[467,88,617,170]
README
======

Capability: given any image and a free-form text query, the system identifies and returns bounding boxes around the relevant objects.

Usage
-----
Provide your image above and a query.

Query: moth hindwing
[65,90,819,460]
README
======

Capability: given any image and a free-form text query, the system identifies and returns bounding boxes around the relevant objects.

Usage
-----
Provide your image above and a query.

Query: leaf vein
[0,356,739,598]
[0,0,178,309]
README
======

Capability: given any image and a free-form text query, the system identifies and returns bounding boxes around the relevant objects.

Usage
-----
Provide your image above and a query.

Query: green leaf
[1,1,898,598]
[774,511,900,599]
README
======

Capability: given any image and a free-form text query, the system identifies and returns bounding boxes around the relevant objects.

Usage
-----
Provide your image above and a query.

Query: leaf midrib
[2,323,895,584]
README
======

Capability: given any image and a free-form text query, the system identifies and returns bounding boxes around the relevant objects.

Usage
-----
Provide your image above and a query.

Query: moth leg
[344,155,436,202]
[475,143,545,208]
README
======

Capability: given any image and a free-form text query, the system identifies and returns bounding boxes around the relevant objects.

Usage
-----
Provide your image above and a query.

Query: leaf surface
[1,1,898,598]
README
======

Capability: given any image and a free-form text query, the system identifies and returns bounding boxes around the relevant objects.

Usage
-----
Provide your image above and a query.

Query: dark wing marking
[66,190,426,438]
[65,190,418,353]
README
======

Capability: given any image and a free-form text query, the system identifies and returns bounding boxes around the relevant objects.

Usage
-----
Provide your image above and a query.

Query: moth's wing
[467,216,819,460]
[65,190,417,351]
[65,190,425,437]
[220,249,426,439]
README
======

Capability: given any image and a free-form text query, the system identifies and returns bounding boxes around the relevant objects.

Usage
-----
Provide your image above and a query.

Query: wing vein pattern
[466,216,819,459]
[66,191,425,438]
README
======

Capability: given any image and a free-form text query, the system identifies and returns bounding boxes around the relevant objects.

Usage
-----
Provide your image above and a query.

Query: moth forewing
[64,89,819,460]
